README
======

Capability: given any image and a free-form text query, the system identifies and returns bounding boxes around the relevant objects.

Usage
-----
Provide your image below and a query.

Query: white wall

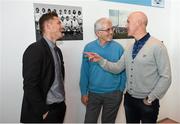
[0,0,180,122]
[0,0,2,121]
[167,0,180,120]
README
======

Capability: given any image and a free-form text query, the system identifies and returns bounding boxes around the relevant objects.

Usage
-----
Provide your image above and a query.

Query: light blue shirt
[44,37,65,104]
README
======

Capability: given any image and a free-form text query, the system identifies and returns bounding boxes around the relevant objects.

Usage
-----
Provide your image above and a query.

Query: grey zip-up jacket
[99,37,171,102]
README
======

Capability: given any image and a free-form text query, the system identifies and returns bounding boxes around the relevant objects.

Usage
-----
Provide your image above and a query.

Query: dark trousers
[124,93,159,123]
[85,91,122,123]
[43,101,66,123]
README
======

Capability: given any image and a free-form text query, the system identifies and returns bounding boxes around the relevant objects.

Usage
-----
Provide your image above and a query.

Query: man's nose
[109,30,113,34]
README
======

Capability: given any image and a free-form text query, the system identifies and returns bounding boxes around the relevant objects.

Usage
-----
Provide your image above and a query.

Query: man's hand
[81,95,89,106]
[84,52,102,62]
[143,98,152,106]
[43,111,49,120]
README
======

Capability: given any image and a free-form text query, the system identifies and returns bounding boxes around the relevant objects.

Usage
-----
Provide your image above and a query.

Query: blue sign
[103,0,164,8]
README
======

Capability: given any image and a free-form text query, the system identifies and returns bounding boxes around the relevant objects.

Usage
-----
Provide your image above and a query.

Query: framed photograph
[34,3,83,41]
[109,9,132,39]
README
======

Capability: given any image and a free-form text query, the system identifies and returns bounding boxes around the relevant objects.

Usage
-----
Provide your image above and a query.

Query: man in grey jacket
[84,11,171,123]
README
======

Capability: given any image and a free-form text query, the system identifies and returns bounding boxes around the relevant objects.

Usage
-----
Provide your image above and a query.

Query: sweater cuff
[148,94,158,102]
[98,59,107,67]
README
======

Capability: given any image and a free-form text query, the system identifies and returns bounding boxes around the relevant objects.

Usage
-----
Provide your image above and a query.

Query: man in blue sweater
[79,17,126,123]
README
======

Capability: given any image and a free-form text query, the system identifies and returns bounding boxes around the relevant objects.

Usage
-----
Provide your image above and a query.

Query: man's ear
[137,19,142,26]
[45,21,51,31]
[96,31,101,37]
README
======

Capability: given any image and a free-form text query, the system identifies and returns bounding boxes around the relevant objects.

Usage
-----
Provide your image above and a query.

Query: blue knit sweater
[80,39,126,96]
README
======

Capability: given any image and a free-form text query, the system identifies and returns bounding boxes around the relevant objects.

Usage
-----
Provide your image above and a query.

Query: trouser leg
[101,91,122,123]
[124,93,141,123]
[44,101,66,123]
[141,99,159,123]
[84,92,102,123]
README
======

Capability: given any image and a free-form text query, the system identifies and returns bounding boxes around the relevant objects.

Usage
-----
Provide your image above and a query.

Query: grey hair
[94,17,111,33]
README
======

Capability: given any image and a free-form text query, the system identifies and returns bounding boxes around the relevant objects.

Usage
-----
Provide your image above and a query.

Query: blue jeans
[85,91,123,123]
[124,92,159,123]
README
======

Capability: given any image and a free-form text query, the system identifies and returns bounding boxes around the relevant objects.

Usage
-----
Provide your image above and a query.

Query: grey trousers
[84,91,123,123]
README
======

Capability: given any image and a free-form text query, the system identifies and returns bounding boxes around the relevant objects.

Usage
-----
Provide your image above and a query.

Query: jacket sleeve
[22,44,48,117]
[148,44,171,101]
[79,48,90,96]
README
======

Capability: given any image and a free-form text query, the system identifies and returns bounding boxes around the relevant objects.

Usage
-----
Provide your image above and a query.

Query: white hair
[94,17,112,33]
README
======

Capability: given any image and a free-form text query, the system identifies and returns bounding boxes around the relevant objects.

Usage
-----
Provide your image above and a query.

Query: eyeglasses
[99,27,115,32]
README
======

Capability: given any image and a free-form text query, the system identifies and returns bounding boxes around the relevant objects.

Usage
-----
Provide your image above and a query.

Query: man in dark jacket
[20,12,66,123]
